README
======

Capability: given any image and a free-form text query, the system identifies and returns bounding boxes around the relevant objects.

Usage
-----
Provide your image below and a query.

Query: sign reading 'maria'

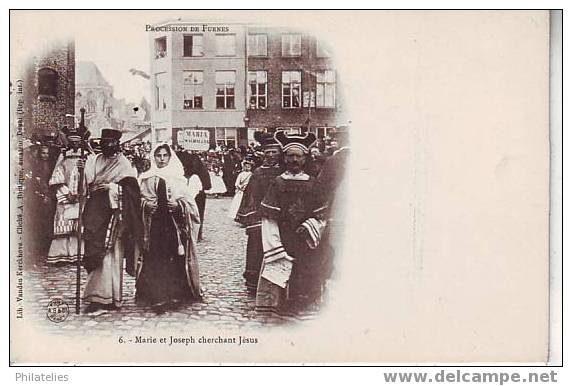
[178,128,210,151]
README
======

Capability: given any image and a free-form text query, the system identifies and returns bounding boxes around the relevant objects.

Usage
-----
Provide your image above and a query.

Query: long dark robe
[195,190,206,240]
[136,178,202,306]
[177,152,211,240]
[257,175,332,311]
[316,147,350,275]
[222,152,239,195]
[82,177,142,274]
[236,165,283,291]
[23,157,57,265]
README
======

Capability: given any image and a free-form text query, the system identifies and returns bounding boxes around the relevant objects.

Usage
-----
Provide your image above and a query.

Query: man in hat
[236,131,284,293]
[46,127,87,265]
[255,131,331,314]
[81,128,142,313]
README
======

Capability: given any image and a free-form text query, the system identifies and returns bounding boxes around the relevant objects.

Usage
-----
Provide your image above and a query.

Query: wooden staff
[75,153,85,314]
[75,108,88,314]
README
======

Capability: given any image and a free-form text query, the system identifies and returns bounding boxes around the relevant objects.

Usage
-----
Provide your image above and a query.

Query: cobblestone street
[23,196,318,335]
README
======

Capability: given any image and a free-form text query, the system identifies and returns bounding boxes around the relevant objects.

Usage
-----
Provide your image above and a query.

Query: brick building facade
[149,21,346,149]
[246,26,344,140]
[21,40,75,138]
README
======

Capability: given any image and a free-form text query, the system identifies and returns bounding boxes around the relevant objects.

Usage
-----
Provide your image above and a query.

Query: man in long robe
[46,133,85,265]
[236,132,283,293]
[81,128,141,313]
[255,132,331,314]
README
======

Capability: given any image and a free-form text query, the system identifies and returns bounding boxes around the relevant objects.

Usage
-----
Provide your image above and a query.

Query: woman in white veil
[136,143,202,313]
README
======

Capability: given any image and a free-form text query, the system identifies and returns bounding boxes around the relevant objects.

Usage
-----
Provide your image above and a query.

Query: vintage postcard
[9,10,553,364]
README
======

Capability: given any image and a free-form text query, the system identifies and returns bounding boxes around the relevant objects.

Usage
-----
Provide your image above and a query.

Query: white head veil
[140,143,193,202]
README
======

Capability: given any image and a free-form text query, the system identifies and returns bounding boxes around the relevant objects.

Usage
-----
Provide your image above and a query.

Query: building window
[215,34,236,56]
[248,34,267,56]
[282,71,301,108]
[183,71,203,109]
[155,73,167,110]
[316,40,331,57]
[215,71,236,109]
[155,37,167,59]
[183,34,204,57]
[281,34,301,57]
[316,70,336,108]
[248,71,267,110]
[37,68,58,98]
[314,127,335,138]
[215,128,237,148]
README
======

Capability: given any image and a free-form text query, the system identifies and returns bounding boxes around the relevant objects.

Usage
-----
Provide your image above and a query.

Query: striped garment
[300,217,327,249]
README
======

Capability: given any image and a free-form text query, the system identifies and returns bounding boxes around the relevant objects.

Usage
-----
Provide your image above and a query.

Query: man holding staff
[80,128,142,313]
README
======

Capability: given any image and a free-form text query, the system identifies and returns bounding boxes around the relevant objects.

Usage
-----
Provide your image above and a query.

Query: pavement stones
[24,197,323,334]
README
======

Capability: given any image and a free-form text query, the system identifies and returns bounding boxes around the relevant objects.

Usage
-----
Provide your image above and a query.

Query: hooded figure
[136,144,202,314]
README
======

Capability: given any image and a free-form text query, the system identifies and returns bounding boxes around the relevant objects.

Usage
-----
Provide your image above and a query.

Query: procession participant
[190,153,211,241]
[178,151,211,241]
[305,146,326,177]
[222,148,240,196]
[24,139,57,265]
[236,132,284,294]
[316,128,350,281]
[227,160,253,220]
[256,131,331,314]
[136,144,202,314]
[46,127,88,265]
[81,128,142,313]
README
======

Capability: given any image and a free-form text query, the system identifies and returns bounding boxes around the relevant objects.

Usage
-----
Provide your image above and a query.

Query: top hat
[274,131,317,154]
[101,128,122,141]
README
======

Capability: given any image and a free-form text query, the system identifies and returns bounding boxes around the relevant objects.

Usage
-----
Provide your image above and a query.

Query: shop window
[215,128,237,148]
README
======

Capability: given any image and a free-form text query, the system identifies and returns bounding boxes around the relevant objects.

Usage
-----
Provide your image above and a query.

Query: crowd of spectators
[119,134,343,179]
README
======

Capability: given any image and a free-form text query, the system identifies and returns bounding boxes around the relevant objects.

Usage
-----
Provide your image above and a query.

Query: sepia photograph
[9,9,558,365]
